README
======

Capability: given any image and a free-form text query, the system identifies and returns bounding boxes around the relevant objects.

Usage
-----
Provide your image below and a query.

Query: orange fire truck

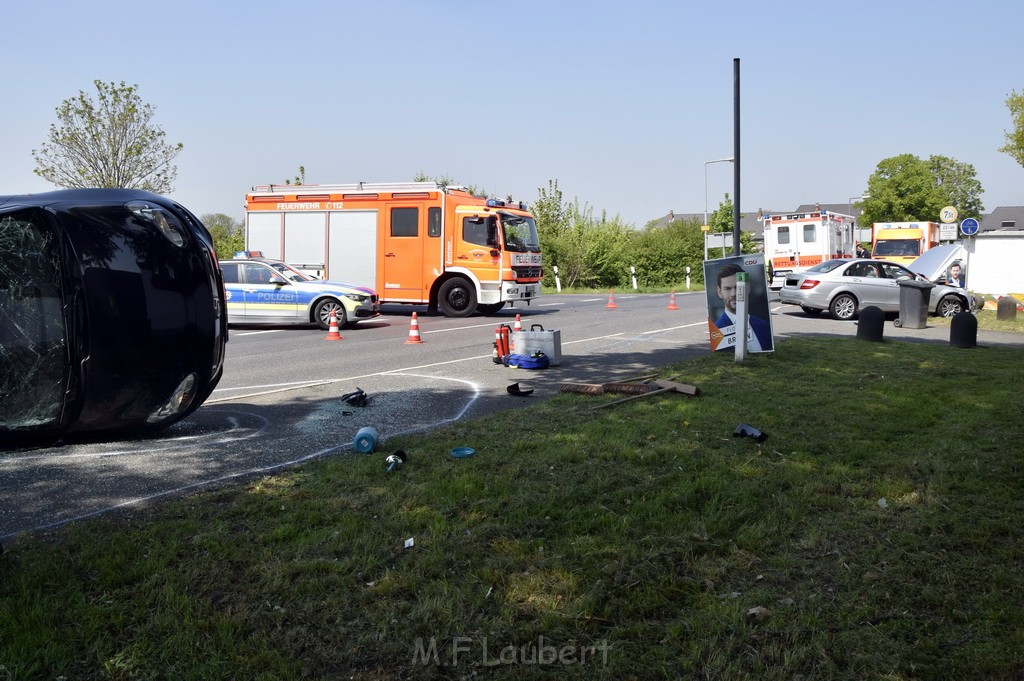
[761,210,857,284]
[243,182,543,317]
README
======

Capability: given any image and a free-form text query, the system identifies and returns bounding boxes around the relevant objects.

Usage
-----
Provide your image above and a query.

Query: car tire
[937,295,965,317]
[475,302,506,315]
[800,306,823,316]
[314,298,347,330]
[829,293,858,321]
[437,277,477,318]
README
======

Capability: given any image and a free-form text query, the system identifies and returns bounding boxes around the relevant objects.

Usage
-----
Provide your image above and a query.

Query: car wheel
[437,277,477,318]
[800,306,823,316]
[475,302,506,315]
[937,295,965,317]
[314,298,347,330]
[829,293,858,321]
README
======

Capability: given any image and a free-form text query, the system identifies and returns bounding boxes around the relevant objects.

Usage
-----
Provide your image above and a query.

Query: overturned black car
[1,189,227,447]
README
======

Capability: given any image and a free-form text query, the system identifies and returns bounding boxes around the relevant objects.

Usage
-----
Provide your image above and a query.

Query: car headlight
[146,374,198,424]
[127,201,186,247]
[343,293,367,303]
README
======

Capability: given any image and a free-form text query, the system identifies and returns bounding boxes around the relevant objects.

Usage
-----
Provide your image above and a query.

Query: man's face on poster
[950,263,962,280]
[718,273,737,314]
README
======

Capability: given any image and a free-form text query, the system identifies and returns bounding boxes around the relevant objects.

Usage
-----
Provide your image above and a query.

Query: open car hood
[907,244,966,282]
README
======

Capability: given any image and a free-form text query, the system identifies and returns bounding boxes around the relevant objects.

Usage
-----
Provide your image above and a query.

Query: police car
[219,253,380,329]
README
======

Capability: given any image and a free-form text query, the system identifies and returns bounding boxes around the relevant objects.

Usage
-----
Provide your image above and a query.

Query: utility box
[512,324,562,365]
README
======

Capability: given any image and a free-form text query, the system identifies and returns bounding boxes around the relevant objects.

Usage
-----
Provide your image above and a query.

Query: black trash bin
[895,279,934,329]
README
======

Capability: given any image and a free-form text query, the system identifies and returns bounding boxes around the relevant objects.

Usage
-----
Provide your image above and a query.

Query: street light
[848,194,869,214]
[704,157,735,227]
[848,194,869,256]
[704,157,734,261]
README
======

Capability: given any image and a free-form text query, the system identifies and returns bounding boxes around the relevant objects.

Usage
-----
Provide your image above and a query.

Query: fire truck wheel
[829,293,858,321]
[476,302,506,315]
[437,277,477,318]
[314,298,347,330]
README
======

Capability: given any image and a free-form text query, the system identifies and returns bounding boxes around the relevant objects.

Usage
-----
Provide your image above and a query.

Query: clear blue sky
[3,0,1021,228]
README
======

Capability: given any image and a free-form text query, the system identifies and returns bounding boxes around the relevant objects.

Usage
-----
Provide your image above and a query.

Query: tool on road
[589,379,699,410]
[559,382,655,396]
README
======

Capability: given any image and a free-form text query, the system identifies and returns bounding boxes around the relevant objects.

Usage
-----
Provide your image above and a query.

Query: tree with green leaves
[999,89,1024,168]
[32,80,183,194]
[284,166,307,185]
[860,153,984,226]
[201,213,245,257]
[531,179,633,288]
[412,171,485,197]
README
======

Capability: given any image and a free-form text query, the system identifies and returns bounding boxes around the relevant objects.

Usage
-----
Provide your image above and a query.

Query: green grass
[929,308,1024,334]
[2,336,1024,679]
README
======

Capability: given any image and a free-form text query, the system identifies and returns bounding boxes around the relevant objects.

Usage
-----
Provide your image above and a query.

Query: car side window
[220,262,240,284]
[847,263,870,277]
[242,263,273,284]
[880,263,908,279]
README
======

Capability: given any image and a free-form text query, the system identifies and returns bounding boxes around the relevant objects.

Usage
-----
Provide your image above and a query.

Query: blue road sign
[960,217,980,236]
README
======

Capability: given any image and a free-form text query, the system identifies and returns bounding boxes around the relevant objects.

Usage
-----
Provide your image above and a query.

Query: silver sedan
[778,259,971,321]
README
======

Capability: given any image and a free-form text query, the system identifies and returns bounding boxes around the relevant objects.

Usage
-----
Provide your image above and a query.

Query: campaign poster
[704,254,774,353]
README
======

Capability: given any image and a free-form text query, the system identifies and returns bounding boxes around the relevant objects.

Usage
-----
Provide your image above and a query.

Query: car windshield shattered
[500,214,541,253]
[0,214,68,430]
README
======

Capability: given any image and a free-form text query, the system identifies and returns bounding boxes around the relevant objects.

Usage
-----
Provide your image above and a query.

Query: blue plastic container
[353,426,379,453]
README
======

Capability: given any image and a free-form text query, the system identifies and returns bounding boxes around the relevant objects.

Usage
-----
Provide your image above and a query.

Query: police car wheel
[314,298,347,330]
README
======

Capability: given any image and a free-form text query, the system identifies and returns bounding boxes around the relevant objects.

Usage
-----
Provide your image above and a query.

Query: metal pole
[733,58,741,257]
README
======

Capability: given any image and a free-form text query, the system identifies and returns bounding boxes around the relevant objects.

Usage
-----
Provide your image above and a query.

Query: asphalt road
[2,292,1019,541]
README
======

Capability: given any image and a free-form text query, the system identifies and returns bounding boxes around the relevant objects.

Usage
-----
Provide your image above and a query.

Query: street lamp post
[704,157,734,261]
[848,194,869,256]
[704,157,735,227]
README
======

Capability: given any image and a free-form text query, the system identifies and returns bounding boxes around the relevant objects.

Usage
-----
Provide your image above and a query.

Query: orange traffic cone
[605,290,618,309]
[666,291,680,310]
[405,312,424,344]
[513,313,523,333]
[324,309,343,340]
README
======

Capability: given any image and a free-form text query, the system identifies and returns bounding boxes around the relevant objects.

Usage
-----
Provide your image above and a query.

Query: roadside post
[959,217,979,287]
[735,271,748,363]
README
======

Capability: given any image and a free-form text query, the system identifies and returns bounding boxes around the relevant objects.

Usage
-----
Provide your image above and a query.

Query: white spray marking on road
[4,373,482,540]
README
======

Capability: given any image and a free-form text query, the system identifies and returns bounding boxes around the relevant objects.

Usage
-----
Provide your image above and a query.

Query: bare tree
[32,80,183,194]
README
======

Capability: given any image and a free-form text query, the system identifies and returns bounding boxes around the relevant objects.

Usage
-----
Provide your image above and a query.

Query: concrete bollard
[857,305,885,342]
[996,297,1018,321]
[949,312,978,348]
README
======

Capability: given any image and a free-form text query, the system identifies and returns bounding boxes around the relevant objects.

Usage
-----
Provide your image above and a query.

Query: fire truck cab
[244,182,543,317]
